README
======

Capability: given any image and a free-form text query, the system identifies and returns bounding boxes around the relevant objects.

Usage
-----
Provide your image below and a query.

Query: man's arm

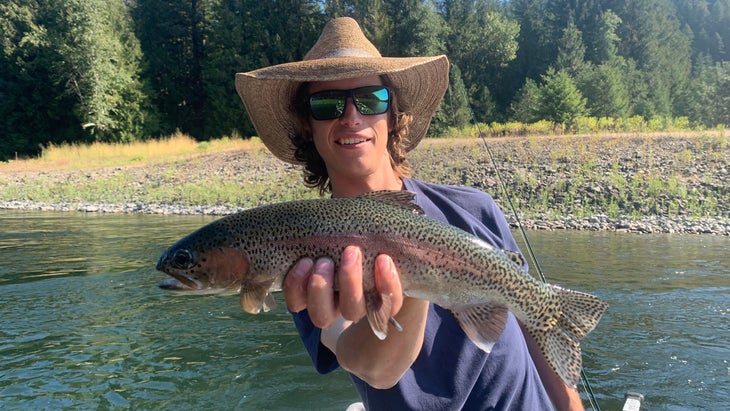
[520,322,585,411]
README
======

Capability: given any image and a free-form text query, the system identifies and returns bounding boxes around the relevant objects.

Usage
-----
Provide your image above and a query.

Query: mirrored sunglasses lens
[309,92,345,120]
[353,87,390,115]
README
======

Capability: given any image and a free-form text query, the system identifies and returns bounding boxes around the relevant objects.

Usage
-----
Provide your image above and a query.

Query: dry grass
[0,131,265,173]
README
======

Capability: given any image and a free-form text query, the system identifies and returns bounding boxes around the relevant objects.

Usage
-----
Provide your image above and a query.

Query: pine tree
[537,68,588,125]
[510,78,542,123]
[578,61,630,118]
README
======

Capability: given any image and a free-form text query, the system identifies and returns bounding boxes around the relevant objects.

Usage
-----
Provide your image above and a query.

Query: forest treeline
[1,0,729,160]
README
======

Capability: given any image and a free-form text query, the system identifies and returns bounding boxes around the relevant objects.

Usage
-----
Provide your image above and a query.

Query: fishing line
[454,82,601,411]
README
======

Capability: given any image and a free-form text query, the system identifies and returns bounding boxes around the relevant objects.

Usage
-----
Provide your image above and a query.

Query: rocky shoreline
[2,200,728,236]
[2,134,728,235]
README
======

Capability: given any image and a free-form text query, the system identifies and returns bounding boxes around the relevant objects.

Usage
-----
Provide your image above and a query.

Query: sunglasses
[308,86,391,121]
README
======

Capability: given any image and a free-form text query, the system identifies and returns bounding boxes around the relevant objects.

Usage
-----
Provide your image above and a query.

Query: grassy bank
[1,131,728,221]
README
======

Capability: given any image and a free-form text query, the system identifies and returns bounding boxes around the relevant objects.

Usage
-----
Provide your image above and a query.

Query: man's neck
[330,173,404,198]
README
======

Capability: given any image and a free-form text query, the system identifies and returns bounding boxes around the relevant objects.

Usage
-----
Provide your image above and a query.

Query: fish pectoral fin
[525,286,609,388]
[450,303,509,353]
[364,288,393,340]
[239,279,276,314]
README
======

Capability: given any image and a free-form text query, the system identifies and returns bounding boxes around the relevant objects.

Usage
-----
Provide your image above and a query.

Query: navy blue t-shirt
[291,179,553,410]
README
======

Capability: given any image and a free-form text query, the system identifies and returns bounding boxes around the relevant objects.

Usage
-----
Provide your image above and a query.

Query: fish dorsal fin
[503,250,526,268]
[358,190,424,214]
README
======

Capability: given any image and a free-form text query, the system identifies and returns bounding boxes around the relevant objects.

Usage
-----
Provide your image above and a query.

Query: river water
[0,210,727,410]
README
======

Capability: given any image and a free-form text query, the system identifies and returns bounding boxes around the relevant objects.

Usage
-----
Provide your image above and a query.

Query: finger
[374,254,403,317]
[338,246,365,321]
[283,258,314,313]
[307,257,338,328]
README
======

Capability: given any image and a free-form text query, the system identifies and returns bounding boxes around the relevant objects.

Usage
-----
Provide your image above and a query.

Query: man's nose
[339,97,362,122]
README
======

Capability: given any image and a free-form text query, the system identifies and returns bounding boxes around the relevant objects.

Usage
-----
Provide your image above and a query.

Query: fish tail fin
[364,288,393,340]
[526,286,609,388]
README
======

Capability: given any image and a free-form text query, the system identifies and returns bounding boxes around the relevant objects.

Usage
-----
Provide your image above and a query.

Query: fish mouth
[158,271,203,291]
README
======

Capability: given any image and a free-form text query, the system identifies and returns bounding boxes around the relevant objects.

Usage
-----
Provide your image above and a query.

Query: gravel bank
[2,134,728,235]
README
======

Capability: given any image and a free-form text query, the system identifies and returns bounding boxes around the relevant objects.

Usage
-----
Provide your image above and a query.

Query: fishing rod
[455,84,602,411]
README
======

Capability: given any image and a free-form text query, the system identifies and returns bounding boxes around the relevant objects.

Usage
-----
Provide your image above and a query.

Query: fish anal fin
[239,278,276,314]
[364,288,392,340]
[525,286,609,388]
[358,190,424,215]
[451,303,509,353]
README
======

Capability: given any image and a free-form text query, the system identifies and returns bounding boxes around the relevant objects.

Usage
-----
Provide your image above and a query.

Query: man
[236,17,582,410]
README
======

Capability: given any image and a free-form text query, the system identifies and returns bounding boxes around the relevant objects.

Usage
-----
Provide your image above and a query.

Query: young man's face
[307,76,393,190]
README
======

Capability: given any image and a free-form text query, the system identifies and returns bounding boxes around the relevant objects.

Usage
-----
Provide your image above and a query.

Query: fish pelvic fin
[239,278,277,314]
[450,303,510,353]
[527,286,609,388]
[364,288,393,340]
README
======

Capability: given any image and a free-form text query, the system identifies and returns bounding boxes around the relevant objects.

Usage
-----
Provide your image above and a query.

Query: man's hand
[283,245,428,389]
[283,245,404,327]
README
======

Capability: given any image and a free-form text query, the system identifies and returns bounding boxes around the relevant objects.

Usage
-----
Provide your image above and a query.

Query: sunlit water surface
[1,210,728,410]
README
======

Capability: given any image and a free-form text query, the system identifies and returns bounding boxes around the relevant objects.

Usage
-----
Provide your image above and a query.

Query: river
[1,210,728,410]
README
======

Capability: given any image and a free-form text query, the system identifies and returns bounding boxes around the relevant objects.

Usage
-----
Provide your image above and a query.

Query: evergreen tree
[1,0,152,159]
[51,0,154,142]
[592,9,622,63]
[555,16,587,77]
[441,0,519,122]
[132,0,206,138]
[611,0,692,117]
[510,78,541,123]
[537,68,588,125]
[684,58,730,126]
[431,63,472,134]
[1,0,78,159]
[199,0,323,138]
[673,0,730,62]
[578,60,630,118]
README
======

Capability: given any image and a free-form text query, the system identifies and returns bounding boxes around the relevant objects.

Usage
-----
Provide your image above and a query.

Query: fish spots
[157,191,608,386]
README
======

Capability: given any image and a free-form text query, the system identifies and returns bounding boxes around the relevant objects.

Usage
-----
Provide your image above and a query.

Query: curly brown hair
[289,76,414,195]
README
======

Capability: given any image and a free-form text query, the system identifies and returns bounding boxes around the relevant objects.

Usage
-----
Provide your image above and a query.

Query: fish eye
[171,249,195,269]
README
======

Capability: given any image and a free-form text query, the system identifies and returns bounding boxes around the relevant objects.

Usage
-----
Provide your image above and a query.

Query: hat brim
[235,55,449,165]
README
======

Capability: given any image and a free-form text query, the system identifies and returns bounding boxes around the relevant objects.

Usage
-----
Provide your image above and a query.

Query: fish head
[156,222,249,295]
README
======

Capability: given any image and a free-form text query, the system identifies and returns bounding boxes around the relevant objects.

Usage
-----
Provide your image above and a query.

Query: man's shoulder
[405,178,494,204]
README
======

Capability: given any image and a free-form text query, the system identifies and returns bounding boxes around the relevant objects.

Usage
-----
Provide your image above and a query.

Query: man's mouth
[337,137,369,146]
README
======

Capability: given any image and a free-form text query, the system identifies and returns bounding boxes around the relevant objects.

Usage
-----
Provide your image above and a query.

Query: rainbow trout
[156,190,608,387]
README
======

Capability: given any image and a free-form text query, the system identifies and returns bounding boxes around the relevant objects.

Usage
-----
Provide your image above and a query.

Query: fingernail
[342,246,360,267]
[314,257,334,273]
[376,255,393,275]
[293,258,313,278]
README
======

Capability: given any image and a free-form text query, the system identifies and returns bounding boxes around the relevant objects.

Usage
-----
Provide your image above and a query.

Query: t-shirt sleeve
[290,309,340,374]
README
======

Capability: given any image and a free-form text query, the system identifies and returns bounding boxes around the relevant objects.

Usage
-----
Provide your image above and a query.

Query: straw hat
[235,17,449,164]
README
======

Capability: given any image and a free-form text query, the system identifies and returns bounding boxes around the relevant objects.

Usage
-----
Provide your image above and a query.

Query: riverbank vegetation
[1,131,727,231]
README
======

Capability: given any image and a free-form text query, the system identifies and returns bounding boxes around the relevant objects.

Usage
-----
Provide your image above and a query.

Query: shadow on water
[1,210,728,410]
